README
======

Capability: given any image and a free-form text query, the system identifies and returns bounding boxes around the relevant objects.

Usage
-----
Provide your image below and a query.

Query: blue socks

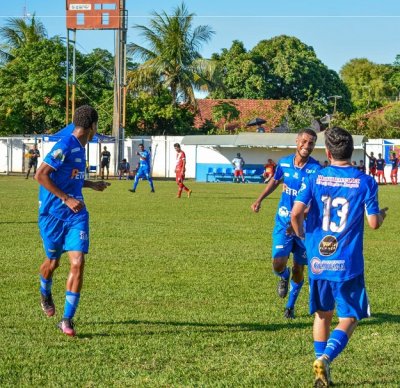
[63,291,81,319]
[314,341,328,359]
[40,275,52,297]
[286,279,304,309]
[275,267,290,280]
[323,329,349,362]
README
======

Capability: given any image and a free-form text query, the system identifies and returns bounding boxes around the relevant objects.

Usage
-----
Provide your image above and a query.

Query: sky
[1,0,400,72]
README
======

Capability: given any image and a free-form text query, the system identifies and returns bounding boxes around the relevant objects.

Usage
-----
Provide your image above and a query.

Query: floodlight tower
[65,0,128,163]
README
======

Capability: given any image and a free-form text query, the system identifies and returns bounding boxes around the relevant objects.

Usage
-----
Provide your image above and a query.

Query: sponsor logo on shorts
[48,249,56,253]
[310,257,345,275]
[80,231,88,241]
[75,158,82,162]
[275,245,284,249]
[319,235,338,256]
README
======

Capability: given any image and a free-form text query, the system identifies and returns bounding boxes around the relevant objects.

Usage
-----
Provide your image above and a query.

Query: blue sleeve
[274,162,283,181]
[365,178,380,216]
[295,176,313,205]
[43,141,69,171]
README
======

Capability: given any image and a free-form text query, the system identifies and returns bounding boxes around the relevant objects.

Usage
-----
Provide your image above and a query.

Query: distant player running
[291,127,387,387]
[251,128,321,319]
[35,105,110,336]
[376,153,386,184]
[129,144,155,193]
[174,143,192,198]
[389,152,398,185]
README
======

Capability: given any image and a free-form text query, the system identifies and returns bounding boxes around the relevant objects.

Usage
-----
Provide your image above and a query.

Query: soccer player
[376,153,386,184]
[291,127,387,387]
[174,143,192,198]
[365,151,377,178]
[26,144,40,179]
[35,105,110,336]
[231,153,245,183]
[129,144,155,193]
[100,146,111,180]
[118,158,130,180]
[357,159,366,173]
[262,158,276,183]
[389,152,398,185]
[251,128,321,319]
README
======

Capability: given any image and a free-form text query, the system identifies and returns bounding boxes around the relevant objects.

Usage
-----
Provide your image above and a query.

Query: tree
[127,2,215,106]
[209,41,268,99]
[0,15,47,64]
[0,38,65,135]
[340,58,395,112]
[212,101,240,131]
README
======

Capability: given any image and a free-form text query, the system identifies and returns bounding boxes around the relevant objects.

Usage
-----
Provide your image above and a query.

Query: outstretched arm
[251,178,281,212]
[83,180,110,191]
[367,207,388,230]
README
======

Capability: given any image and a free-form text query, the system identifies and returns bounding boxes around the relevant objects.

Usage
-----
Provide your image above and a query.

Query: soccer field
[0,177,399,387]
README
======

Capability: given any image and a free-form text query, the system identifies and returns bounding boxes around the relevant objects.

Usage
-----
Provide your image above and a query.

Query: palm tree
[127,2,216,106]
[0,15,47,64]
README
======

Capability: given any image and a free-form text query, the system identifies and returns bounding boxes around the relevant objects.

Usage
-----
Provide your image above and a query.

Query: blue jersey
[39,135,87,222]
[295,166,380,282]
[138,150,151,169]
[376,158,385,171]
[273,154,321,227]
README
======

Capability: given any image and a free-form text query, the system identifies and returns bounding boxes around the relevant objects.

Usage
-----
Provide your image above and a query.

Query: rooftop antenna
[23,1,31,19]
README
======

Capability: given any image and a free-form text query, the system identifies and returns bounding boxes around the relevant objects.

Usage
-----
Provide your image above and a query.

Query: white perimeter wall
[0,136,396,181]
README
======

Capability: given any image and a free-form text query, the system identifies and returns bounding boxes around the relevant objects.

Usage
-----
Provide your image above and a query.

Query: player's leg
[58,219,89,336]
[284,240,307,318]
[100,164,104,179]
[33,162,38,178]
[38,215,64,317]
[145,171,155,192]
[26,162,32,179]
[106,164,109,179]
[240,170,245,183]
[131,169,142,192]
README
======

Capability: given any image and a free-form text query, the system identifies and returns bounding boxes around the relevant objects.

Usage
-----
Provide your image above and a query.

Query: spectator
[100,146,111,180]
[118,158,130,180]
[322,160,329,168]
[26,144,40,179]
[262,158,276,183]
[357,160,366,173]
[231,153,245,183]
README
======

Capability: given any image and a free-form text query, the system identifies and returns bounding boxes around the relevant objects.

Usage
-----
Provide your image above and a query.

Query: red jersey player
[174,143,192,198]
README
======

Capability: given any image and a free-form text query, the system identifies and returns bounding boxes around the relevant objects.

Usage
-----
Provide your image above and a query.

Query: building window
[102,13,110,25]
[77,13,85,25]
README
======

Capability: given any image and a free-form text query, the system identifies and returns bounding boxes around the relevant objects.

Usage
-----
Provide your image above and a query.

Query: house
[194,99,291,132]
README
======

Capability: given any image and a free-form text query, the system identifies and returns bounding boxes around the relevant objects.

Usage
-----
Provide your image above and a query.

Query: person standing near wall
[232,153,245,183]
[26,144,40,179]
[389,152,398,185]
[174,143,192,198]
[100,146,111,180]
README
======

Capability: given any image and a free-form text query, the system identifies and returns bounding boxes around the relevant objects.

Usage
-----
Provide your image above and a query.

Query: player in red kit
[174,143,192,198]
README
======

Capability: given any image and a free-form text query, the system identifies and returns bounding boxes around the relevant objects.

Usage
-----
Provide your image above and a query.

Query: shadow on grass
[79,319,311,338]
[360,312,400,325]
[0,221,37,224]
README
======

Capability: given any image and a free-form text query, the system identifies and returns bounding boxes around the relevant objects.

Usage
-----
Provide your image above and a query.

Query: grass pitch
[0,177,399,387]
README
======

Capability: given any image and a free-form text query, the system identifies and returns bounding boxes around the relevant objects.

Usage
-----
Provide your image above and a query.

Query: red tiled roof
[194,99,291,132]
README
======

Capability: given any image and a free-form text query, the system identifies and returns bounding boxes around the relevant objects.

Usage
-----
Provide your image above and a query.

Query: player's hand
[380,207,388,219]
[286,225,295,236]
[65,197,85,213]
[91,180,111,191]
[251,201,261,213]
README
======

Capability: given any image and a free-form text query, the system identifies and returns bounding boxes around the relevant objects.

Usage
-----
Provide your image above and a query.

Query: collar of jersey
[71,134,85,149]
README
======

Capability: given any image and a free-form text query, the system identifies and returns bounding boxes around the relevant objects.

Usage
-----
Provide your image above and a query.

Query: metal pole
[72,29,77,118]
[66,29,70,124]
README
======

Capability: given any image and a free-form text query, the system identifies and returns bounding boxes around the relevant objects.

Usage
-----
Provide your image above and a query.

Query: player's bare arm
[367,207,388,229]
[84,180,110,191]
[251,178,281,212]
[290,201,307,238]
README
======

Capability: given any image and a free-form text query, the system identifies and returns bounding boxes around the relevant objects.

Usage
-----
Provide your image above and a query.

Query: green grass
[0,176,399,387]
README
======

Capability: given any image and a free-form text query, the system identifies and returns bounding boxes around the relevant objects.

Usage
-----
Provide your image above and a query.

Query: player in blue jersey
[291,127,387,387]
[251,128,321,319]
[129,143,155,193]
[35,105,110,337]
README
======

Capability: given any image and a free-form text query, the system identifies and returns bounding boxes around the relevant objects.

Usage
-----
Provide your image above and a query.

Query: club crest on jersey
[310,257,345,275]
[319,235,338,256]
[51,149,65,161]
[293,172,299,179]
[278,206,290,217]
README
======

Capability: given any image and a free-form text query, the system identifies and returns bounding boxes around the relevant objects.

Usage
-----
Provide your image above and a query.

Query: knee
[70,256,85,274]
[272,259,285,273]
[292,264,304,278]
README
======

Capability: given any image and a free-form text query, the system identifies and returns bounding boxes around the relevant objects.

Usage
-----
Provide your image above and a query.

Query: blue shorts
[271,224,307,265]
[135,167,151,179]
[39,214,89,259]
[309,274,370,320]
